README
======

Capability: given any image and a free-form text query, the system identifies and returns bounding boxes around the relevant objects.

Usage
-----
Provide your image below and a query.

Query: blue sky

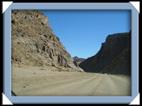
[42,10,130,58]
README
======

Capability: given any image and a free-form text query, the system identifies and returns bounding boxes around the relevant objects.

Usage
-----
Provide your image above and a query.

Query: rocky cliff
[12,10,83,72]
[79,32,131,75]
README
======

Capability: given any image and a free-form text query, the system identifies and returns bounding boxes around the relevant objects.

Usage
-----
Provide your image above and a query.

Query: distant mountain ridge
[73,56,85,66]
[79,32,131,75]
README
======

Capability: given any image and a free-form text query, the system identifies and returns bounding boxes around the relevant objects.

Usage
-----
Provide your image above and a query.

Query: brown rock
[12,10,83,72]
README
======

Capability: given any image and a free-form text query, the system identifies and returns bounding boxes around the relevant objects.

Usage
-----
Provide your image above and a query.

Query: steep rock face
[12,10,83,72]
[79,32,131,75]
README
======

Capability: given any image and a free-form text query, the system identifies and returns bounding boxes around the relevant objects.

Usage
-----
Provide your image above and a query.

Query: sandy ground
[12,66,131,96]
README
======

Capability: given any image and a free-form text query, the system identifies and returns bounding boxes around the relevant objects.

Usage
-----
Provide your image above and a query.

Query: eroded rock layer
[12,10,83,72]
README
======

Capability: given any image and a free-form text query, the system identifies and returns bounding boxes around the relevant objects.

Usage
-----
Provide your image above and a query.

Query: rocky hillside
[12,10,83,72]
[73,56,85,66]
[79,32,131,75]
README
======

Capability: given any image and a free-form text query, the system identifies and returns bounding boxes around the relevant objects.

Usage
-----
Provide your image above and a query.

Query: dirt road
[12,66,131,96]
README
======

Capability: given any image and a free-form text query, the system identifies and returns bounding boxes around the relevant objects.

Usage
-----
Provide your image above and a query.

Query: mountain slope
[79,32,131,75]
[12,10,83,72]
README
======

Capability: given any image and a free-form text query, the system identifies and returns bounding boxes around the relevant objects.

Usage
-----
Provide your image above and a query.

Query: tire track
[24,75,96,95]
[13,70,130,96]
[15,73,96,95]
[92,74,120,96]
[108,75,131,95]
